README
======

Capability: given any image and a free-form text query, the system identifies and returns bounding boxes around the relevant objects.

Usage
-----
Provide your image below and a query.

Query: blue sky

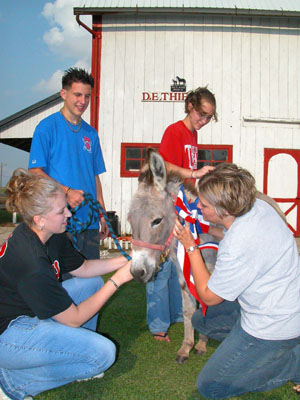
[0,0,91,185]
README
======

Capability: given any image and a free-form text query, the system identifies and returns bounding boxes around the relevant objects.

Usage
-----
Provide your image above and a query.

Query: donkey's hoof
[194,349,206,356]
[176,355,189,364]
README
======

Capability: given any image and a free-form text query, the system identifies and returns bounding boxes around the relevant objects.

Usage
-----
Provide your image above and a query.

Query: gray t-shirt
[208,199,300,340]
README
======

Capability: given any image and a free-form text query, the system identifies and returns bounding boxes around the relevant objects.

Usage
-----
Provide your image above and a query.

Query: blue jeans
[67,229,100,260]
[64,229,100,280]
[146,259,183,334]
[192,301,300,399]
[0,276,115,400]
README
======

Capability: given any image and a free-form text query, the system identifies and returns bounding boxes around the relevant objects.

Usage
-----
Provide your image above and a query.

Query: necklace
[60,110,82,133]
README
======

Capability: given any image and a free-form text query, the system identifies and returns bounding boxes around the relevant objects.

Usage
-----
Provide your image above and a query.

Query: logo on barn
[171,76,186,92]
[141,76,187,102]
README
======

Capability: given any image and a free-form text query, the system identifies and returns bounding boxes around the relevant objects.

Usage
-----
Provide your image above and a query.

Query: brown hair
[185,87,218,121]
[62,67,94,89]
[197,163,257,217]
[6,169,62,226]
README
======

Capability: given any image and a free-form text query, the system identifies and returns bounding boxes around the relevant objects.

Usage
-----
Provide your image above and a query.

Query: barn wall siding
[98,14,300,233]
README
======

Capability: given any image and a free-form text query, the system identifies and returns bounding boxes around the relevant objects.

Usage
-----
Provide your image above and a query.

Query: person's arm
[95,175,109,239]
[29,167,84,208]
[164,161,214,180]
[70,255,128,278]
[173,218,223,306]
[53,260,132,327]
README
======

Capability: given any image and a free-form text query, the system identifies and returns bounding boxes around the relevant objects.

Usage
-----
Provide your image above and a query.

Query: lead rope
[66,193,131,261]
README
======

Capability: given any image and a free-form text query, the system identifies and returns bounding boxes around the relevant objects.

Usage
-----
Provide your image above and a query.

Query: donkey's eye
[151,217,163,227]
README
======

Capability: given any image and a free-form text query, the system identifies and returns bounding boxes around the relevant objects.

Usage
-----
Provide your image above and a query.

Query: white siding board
[269,19,280,117]
[298,21,300,120]
[209,16,223,145]
[160,16,175,131]
[287,22,298,118]
[172,17,186,128]
[221,18,233,146]
[152,16,167,142]
[250,18,262,118]
[240,19,251,118]
[133,16,146,142]
[260,26,270,118]
[278,19,289,118]
[240,126,257,172]
[183,17,194,92]
[110,17,126,215]
[192,16,204,92]
[100,18,116,213]
[117,18,136,228]
[143,20,156,140]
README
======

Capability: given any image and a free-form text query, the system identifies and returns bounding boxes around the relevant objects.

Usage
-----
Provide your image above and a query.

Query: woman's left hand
[173,218,195,249]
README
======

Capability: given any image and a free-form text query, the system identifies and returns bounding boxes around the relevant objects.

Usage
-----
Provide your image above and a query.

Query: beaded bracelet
[108,278,119,290]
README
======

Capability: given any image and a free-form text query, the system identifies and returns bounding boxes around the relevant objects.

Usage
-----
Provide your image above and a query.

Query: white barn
[1,0,300,235]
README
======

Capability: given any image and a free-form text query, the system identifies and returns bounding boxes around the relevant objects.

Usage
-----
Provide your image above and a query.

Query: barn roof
[74,0,300,17]
[0,93,62,152]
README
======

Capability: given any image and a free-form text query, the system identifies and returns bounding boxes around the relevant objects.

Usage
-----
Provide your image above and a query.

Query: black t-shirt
[0,223,85,334]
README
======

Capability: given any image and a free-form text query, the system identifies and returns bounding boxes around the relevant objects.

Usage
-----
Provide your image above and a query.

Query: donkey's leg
[194,333,208,356]
[176,288,196,364]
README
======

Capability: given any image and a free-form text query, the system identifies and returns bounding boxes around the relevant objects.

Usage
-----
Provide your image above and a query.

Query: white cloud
[35,0,92,94]
[42,0,92,61]
[35,69,63,93]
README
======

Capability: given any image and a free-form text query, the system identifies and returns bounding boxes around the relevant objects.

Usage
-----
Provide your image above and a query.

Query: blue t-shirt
[29,112,106,229]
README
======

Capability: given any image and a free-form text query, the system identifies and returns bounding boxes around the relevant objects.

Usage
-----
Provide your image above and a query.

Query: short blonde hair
[6,168,62,226]
[197,163,257,218]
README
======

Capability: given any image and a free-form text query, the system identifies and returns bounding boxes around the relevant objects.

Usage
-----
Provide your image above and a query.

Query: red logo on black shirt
[0,234,12,258]
[0,241,7,258]
[52,260,60,280]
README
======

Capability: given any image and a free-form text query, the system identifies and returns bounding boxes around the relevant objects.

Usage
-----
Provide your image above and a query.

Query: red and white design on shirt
[184,144,198,169]
[0,234,12,258]
[51,260,60,280]
[83,136,92,153]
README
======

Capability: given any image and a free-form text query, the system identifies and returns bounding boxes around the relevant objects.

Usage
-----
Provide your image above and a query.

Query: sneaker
[77,372,104,382]
[0,385,33,400]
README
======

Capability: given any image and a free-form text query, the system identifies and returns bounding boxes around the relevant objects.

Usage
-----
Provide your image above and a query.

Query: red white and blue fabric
[175,185,219,316]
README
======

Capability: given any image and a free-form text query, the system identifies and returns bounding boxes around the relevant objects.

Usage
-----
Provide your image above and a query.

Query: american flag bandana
[175,185,219,316]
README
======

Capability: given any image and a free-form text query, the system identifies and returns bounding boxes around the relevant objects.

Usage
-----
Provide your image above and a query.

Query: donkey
[128,150,218,363]
[128,149,287,364]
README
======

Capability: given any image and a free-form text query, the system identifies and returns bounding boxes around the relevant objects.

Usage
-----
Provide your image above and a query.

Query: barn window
[121,143,160,177]
[197,145,232,169]
[121,143,233,177]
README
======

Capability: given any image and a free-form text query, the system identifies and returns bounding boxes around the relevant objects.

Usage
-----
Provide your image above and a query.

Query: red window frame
[121,143,160,177]
[197,144,233,168]
[120,143,233,177]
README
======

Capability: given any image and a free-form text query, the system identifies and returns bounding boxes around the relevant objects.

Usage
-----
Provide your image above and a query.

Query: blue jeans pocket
[5,315,39,334]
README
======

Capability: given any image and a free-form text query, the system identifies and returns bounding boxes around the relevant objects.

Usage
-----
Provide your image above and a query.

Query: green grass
[35,275,297,400]
[0,207,22,224]
[0,209,12,224]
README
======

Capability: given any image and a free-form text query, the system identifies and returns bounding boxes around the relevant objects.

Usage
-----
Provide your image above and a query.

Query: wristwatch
[186,245,198,253]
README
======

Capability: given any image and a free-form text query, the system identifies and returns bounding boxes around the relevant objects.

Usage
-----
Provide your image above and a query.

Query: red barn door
[264,149,300,236]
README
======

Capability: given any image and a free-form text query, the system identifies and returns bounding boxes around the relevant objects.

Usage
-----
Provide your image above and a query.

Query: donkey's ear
[149,151,167,193]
